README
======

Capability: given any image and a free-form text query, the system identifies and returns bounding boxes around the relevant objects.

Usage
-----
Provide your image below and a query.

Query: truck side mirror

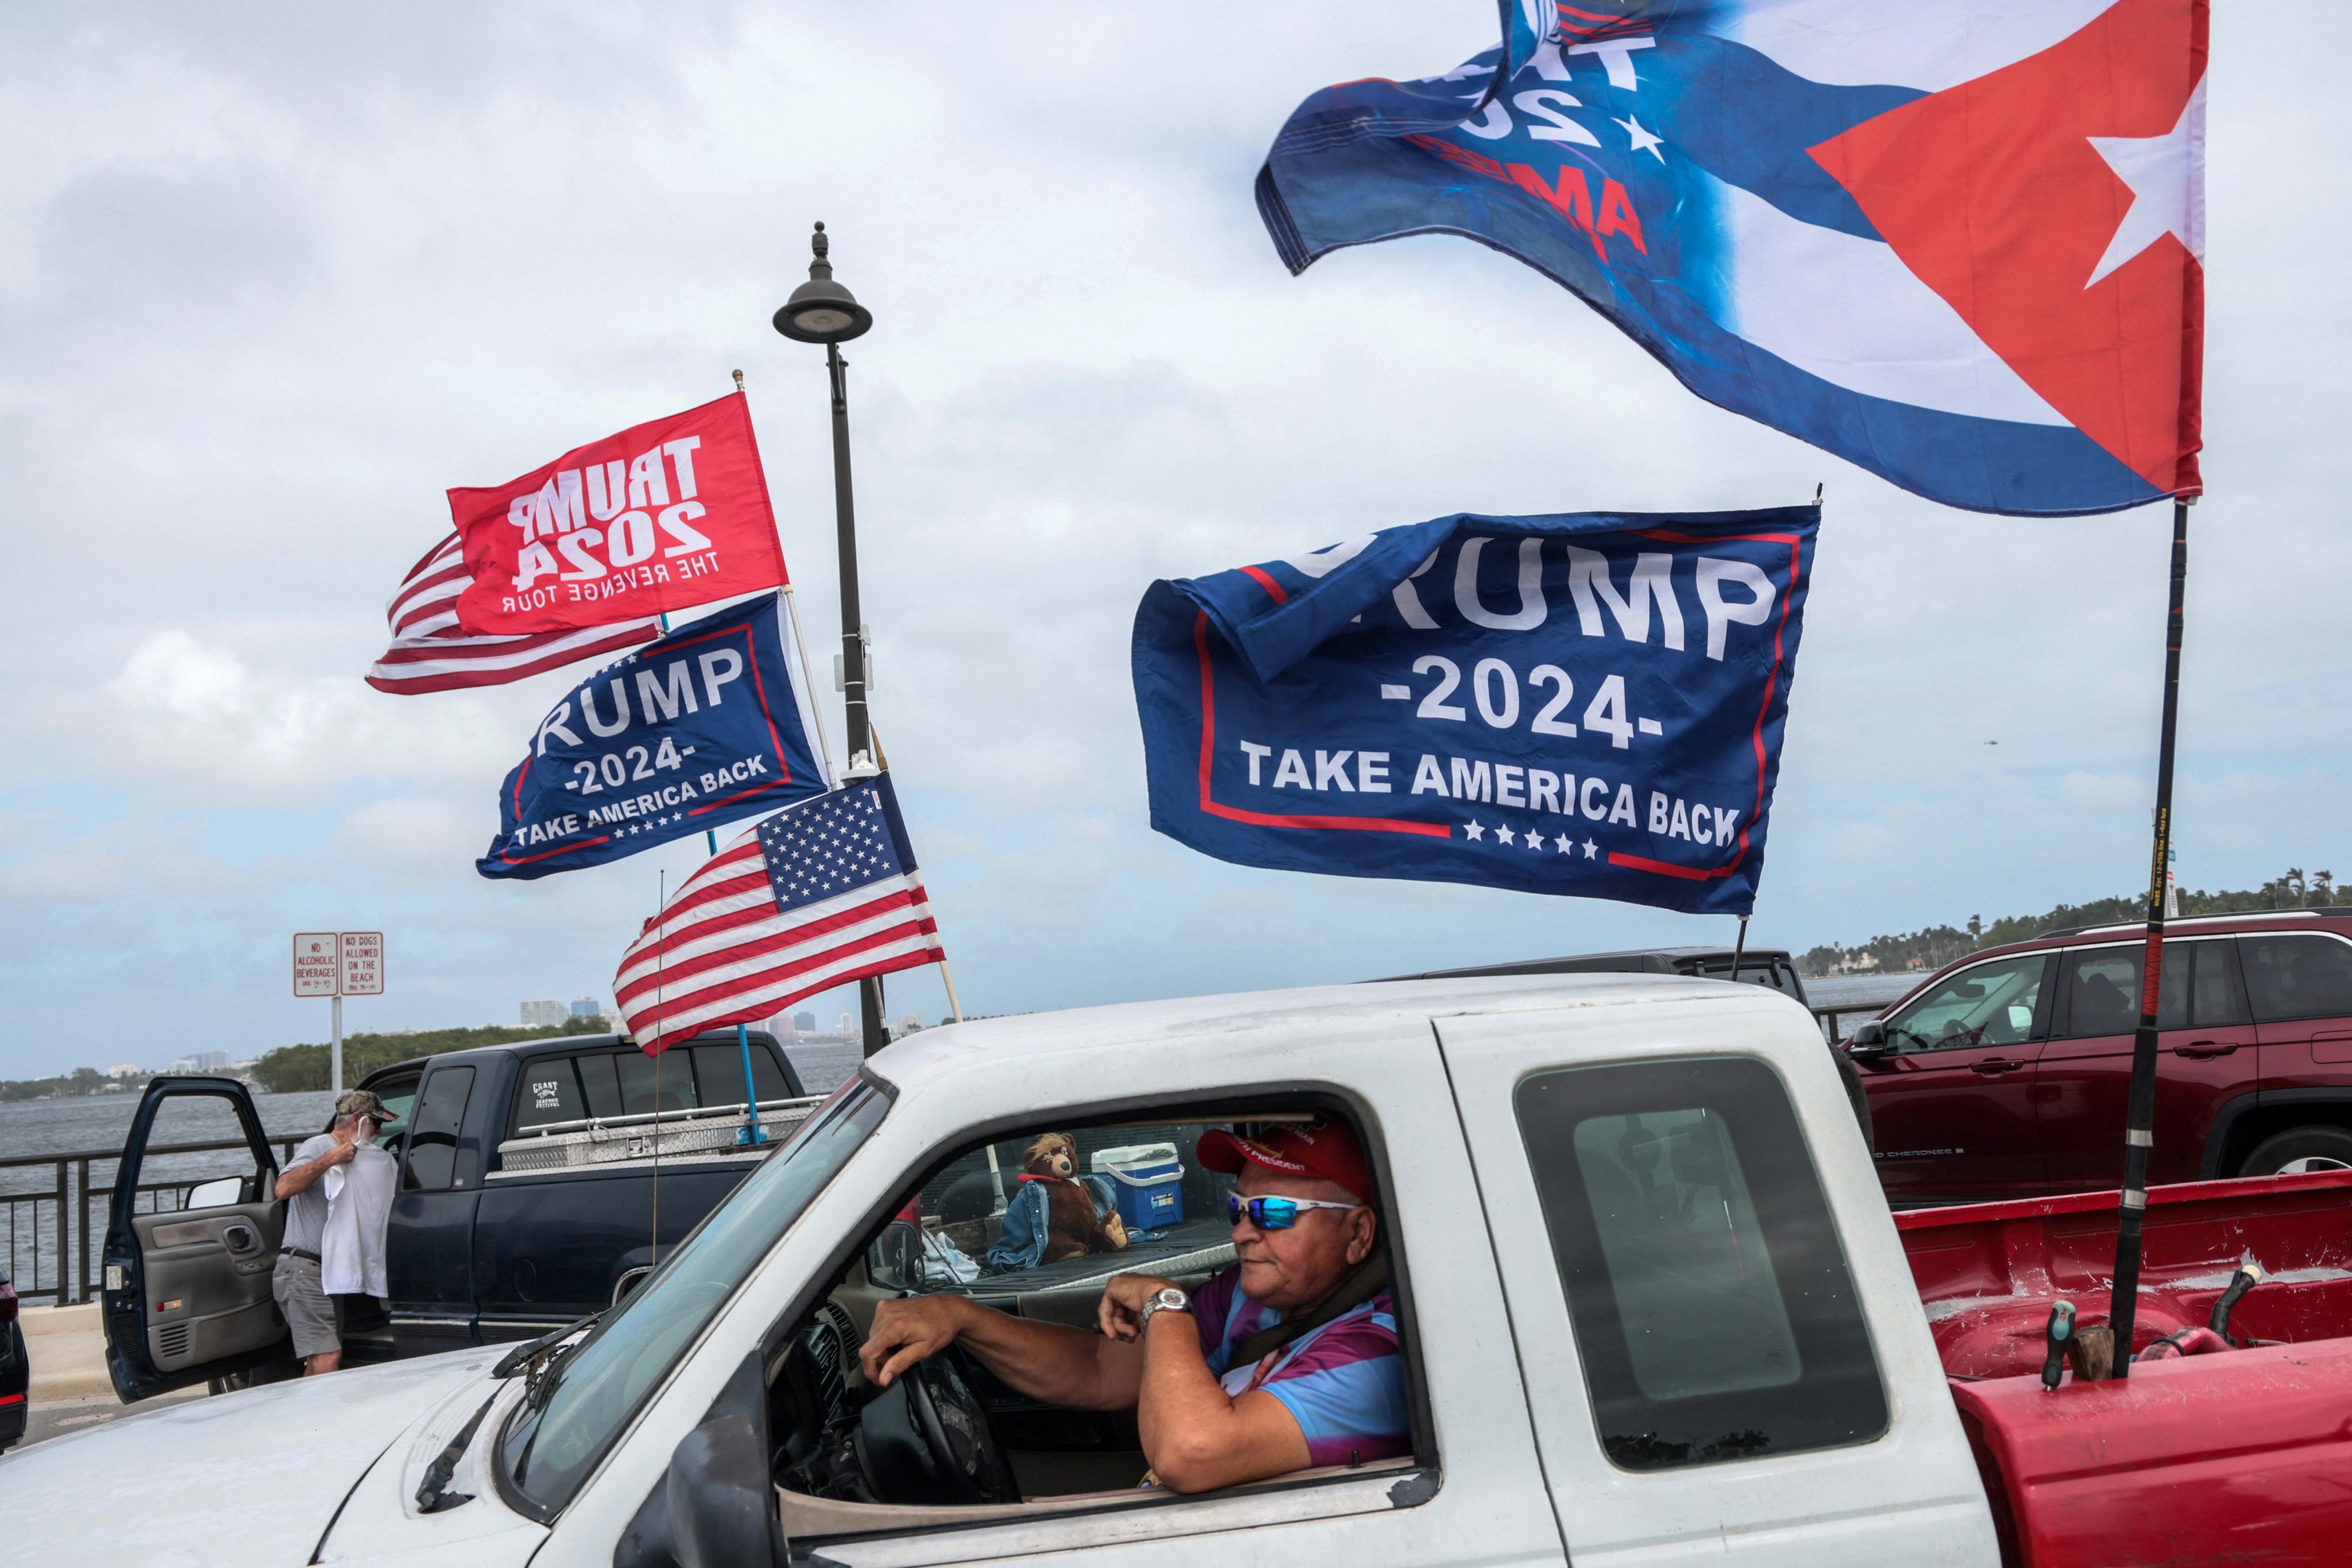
[615,1355,782,1568]
[1846,1021,1892,1057]
[666,1413,781,1568]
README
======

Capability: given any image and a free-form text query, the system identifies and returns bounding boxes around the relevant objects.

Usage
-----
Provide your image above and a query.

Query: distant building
[168,1050,230,1074]
[794,1011,817,1033]
[770,1013,798,1042]
[521,1000,568,1028]
[569,996,606,1024]
[103,1063,145,1079]
[838,1012,855,1034]
[894,1012,925,1037]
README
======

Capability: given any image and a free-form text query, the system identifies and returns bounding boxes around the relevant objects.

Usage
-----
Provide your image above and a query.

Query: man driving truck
[860,1119,1407,1494]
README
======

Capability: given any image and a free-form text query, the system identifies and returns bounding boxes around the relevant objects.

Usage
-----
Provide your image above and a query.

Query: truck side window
[513,1057,588,1132]
[403,1066,477,1192]
[617,1050,699,1114]
[575,1051,625,1119]
[1514,1056,1887,1471]
[369,1071,422,1161]
[689,1042,789,1108]
[2238,934,2352,1023]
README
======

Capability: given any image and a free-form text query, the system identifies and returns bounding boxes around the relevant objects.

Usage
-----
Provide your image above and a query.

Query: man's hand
[322,1130,359,1167]
[1096,1273,1176,1343]
[860,1295,974,1388]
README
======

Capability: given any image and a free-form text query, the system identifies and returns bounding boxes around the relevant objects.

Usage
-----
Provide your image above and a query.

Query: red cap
[1196,1119,1372,1202]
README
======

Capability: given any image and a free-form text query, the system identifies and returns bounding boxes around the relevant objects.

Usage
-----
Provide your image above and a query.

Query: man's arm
[1111,1283,1310,1494]
[860,1295,1144,1413]
[274,1131,356,1199]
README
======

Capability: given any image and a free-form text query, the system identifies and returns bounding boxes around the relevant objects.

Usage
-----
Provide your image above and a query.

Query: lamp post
[776,221,890,1058]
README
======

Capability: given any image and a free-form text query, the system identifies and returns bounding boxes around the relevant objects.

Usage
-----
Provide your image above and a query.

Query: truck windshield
[496,1075,890,1516]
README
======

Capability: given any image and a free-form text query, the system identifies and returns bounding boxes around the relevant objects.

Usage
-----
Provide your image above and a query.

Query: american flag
[614,774,945,1056]
[365,534,659,695]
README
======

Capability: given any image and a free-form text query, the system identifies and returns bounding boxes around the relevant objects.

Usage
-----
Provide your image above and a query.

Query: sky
[1,3,2344,1079]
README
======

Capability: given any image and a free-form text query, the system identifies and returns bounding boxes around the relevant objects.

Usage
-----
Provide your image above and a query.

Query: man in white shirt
[272,1090,398,1376]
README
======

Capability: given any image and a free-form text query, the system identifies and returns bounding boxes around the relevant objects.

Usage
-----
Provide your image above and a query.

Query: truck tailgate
[1950,1336,2352,1567]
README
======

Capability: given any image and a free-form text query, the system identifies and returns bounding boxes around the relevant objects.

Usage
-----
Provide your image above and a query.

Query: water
[0,1043,864,1177]
[0,1043,865,1298]
[1804,973,1922,1012]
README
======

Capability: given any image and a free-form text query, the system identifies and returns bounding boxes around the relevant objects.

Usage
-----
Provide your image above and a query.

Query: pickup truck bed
[1900,1168,2352,1565]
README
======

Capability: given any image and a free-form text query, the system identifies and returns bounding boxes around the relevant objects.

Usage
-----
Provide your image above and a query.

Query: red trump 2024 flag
[449,391,789,635]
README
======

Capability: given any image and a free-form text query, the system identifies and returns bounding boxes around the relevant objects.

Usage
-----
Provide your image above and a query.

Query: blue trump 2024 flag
[479,592,826,880]
[1257,0,2205,516]
[1132,507,1817,916]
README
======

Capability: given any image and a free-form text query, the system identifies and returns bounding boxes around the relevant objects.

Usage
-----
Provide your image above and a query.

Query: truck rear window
[510,1043,801,1135]
[1514,1056,1886,1471]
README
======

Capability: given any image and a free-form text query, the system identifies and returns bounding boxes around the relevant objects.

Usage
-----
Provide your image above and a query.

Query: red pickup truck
[1902,1164,2352,1564]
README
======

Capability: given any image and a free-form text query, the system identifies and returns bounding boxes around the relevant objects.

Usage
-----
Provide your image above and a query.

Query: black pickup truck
[101,1029,810,1400]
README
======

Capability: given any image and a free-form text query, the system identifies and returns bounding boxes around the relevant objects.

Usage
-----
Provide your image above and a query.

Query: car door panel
[102,1077,292,1400]
[2035,939,2255,1191]
[387,1062,484,1355]
[2242,932,2352,1093]
[1857,954,2051,1204]
[127,1201,283,1373]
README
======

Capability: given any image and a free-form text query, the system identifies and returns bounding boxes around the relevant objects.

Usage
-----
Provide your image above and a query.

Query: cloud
[93,630,511,806]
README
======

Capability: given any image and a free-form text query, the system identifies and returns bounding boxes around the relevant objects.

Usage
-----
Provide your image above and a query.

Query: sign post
[293,932,385,1093]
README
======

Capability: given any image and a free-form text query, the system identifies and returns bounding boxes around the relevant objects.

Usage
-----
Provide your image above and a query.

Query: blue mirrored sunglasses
[1225,1193,1359,1230]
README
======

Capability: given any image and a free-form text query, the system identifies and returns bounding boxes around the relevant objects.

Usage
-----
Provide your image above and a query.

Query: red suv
[1847,912,2352,1206]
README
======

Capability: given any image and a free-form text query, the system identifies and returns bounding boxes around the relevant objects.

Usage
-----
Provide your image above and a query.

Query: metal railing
[1813,1004,1877,1043]
[0,1136,306,1307]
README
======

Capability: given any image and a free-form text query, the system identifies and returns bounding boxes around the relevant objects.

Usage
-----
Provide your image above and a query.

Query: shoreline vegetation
[1800,868,2340,979]
[248,1018,619,1093]
[4,871,2338,1102]
[0,1019,616,1103]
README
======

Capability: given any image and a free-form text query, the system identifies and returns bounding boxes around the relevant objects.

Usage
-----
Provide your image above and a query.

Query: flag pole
[735,369,839,792]
[2107,494,2192,1379]
[781,587,837,789]
[863,719,966,1026]
[651,868,665,1265]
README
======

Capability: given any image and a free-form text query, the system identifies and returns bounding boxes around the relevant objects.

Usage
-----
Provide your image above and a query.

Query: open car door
[102,1076,293,1401]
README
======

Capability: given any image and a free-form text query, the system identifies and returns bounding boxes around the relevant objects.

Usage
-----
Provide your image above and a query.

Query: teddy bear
[1018,1132,1129,1263]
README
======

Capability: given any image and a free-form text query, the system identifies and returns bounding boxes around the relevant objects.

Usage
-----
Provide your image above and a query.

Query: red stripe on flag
[617,891,930,1008]
[635,939,944,1056]
[1190,613,1449,838]
[1239,565,1290,605]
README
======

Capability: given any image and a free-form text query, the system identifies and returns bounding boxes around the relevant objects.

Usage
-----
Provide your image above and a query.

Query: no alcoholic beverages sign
[293,934,339,996]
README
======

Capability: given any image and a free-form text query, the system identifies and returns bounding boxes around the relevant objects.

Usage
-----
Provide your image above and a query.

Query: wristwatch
[1137,1285,1191,1331]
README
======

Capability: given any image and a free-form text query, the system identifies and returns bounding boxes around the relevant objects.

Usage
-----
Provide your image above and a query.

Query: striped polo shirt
[1190,1264,1412,1469]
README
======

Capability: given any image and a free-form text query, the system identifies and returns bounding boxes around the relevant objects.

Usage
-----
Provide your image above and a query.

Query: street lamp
[776,221,889,1058]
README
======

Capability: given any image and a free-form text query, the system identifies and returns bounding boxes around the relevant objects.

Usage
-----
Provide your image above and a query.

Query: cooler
[1091,1143,1185,1232]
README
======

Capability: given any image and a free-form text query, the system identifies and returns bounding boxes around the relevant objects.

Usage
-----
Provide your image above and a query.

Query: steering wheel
[856,1345,1020,1506]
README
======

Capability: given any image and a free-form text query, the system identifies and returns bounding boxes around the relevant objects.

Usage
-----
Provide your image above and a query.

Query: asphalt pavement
[9,1302,203,1453]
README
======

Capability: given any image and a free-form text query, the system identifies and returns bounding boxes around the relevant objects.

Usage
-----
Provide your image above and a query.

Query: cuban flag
[1258,0,2205,516]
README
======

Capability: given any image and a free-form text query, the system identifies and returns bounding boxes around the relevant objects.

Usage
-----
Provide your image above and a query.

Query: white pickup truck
[0,973,2018,1566]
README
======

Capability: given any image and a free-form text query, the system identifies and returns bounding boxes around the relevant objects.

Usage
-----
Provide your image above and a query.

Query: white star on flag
[1616,115,1664,161]
[2085,75,2204,288]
